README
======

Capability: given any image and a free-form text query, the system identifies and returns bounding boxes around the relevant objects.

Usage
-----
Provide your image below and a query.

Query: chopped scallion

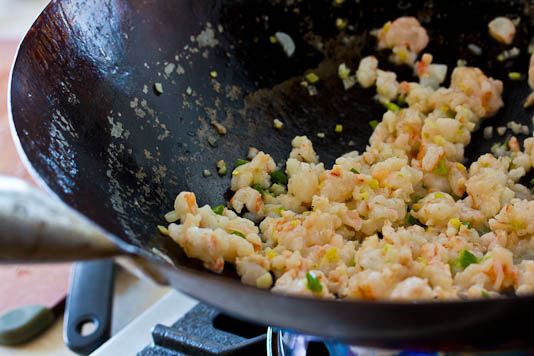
[405,214,416,226]
[462,221,472,229]
[508,72,521,80]
[369,120,379,129]
[458,249,478,270]
[253,184,265,196]
[271,170,288,185]
[434,157,449,176]
[305,72,320,83]
[212,205,224,215]
[386,102,400,112]
[235,159,249,167]
[306,272,323,293]
[350,168,359,174]
[231,231,246,238]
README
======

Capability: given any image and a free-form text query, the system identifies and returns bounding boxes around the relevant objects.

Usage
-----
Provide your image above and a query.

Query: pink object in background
[0,264,71,314]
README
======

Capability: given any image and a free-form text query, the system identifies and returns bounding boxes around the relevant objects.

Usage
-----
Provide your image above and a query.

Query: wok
[5,0,534,351]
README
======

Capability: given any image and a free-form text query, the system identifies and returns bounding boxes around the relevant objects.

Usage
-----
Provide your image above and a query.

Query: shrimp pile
[162,16,534,300]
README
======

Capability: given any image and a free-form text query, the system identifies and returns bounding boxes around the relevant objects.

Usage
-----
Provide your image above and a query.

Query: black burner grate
[137,304,267,356]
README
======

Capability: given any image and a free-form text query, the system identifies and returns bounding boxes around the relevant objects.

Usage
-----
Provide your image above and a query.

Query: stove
[89,291,529,356]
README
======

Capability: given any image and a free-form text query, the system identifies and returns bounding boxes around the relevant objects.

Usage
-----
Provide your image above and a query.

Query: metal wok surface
[9,0,534,351]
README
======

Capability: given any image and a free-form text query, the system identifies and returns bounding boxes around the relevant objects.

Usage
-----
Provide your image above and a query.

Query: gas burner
[137,303,528,356]
[270,330,531,356]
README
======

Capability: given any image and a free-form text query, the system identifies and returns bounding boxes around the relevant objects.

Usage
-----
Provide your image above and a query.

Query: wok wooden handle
[0,175,120,262]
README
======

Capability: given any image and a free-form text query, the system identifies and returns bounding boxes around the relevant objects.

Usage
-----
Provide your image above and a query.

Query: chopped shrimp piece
[230,187,265,219]
[168,215,255,273]
[450,67,504,116]
[390,277,434,300]
[488,17,515,45]
[174,192,199,222]
[230,152,276,191]
[356,56,378,88]
[415,53,447,90]
[289,136,318,163]
[376,16,429,53]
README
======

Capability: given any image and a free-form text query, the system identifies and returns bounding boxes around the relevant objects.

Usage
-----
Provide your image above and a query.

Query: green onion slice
[235,159,249,167]
[231,231,246,239]
[212,205,224,215]
[271,170,288,185]
[306,272,323,293]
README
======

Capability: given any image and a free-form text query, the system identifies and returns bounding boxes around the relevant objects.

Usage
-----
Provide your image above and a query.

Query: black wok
[6,0,534,351]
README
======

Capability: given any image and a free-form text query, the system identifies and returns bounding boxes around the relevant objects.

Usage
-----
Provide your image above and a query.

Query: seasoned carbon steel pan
[5,0,534,351]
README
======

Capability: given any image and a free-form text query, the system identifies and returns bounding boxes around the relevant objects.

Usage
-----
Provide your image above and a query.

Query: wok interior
[10,0,534,273]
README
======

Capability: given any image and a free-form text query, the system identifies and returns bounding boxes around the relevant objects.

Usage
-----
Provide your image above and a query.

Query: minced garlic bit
[211,120,227,135]
[508,72,521,80]
[338,63,351,79]
[457,59,467,67]
[497,47,520,62]
[207,136,217,147]
[203,169,212,177]
[269,36,277,43]
[483,126,493,139]
[467,44,482,56]
[273,119,284,129]
[335,124,343,133]
[342,76,357,90]
[306,72,320,83]
[154,82,163,94]
[300,80,308,88]
[247,147,259,160]
[336,18,348,30]
[157,225,169,235]
[317,132,325,138]
[217,160,227,176]
[186,86,193,95]
[256,272,273,289]
[507,121,522,134]
[210,71,218,78]
[496,126,507,136]
[307,85,318,96]
[164,210,179,223]
[274,32,296,57]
